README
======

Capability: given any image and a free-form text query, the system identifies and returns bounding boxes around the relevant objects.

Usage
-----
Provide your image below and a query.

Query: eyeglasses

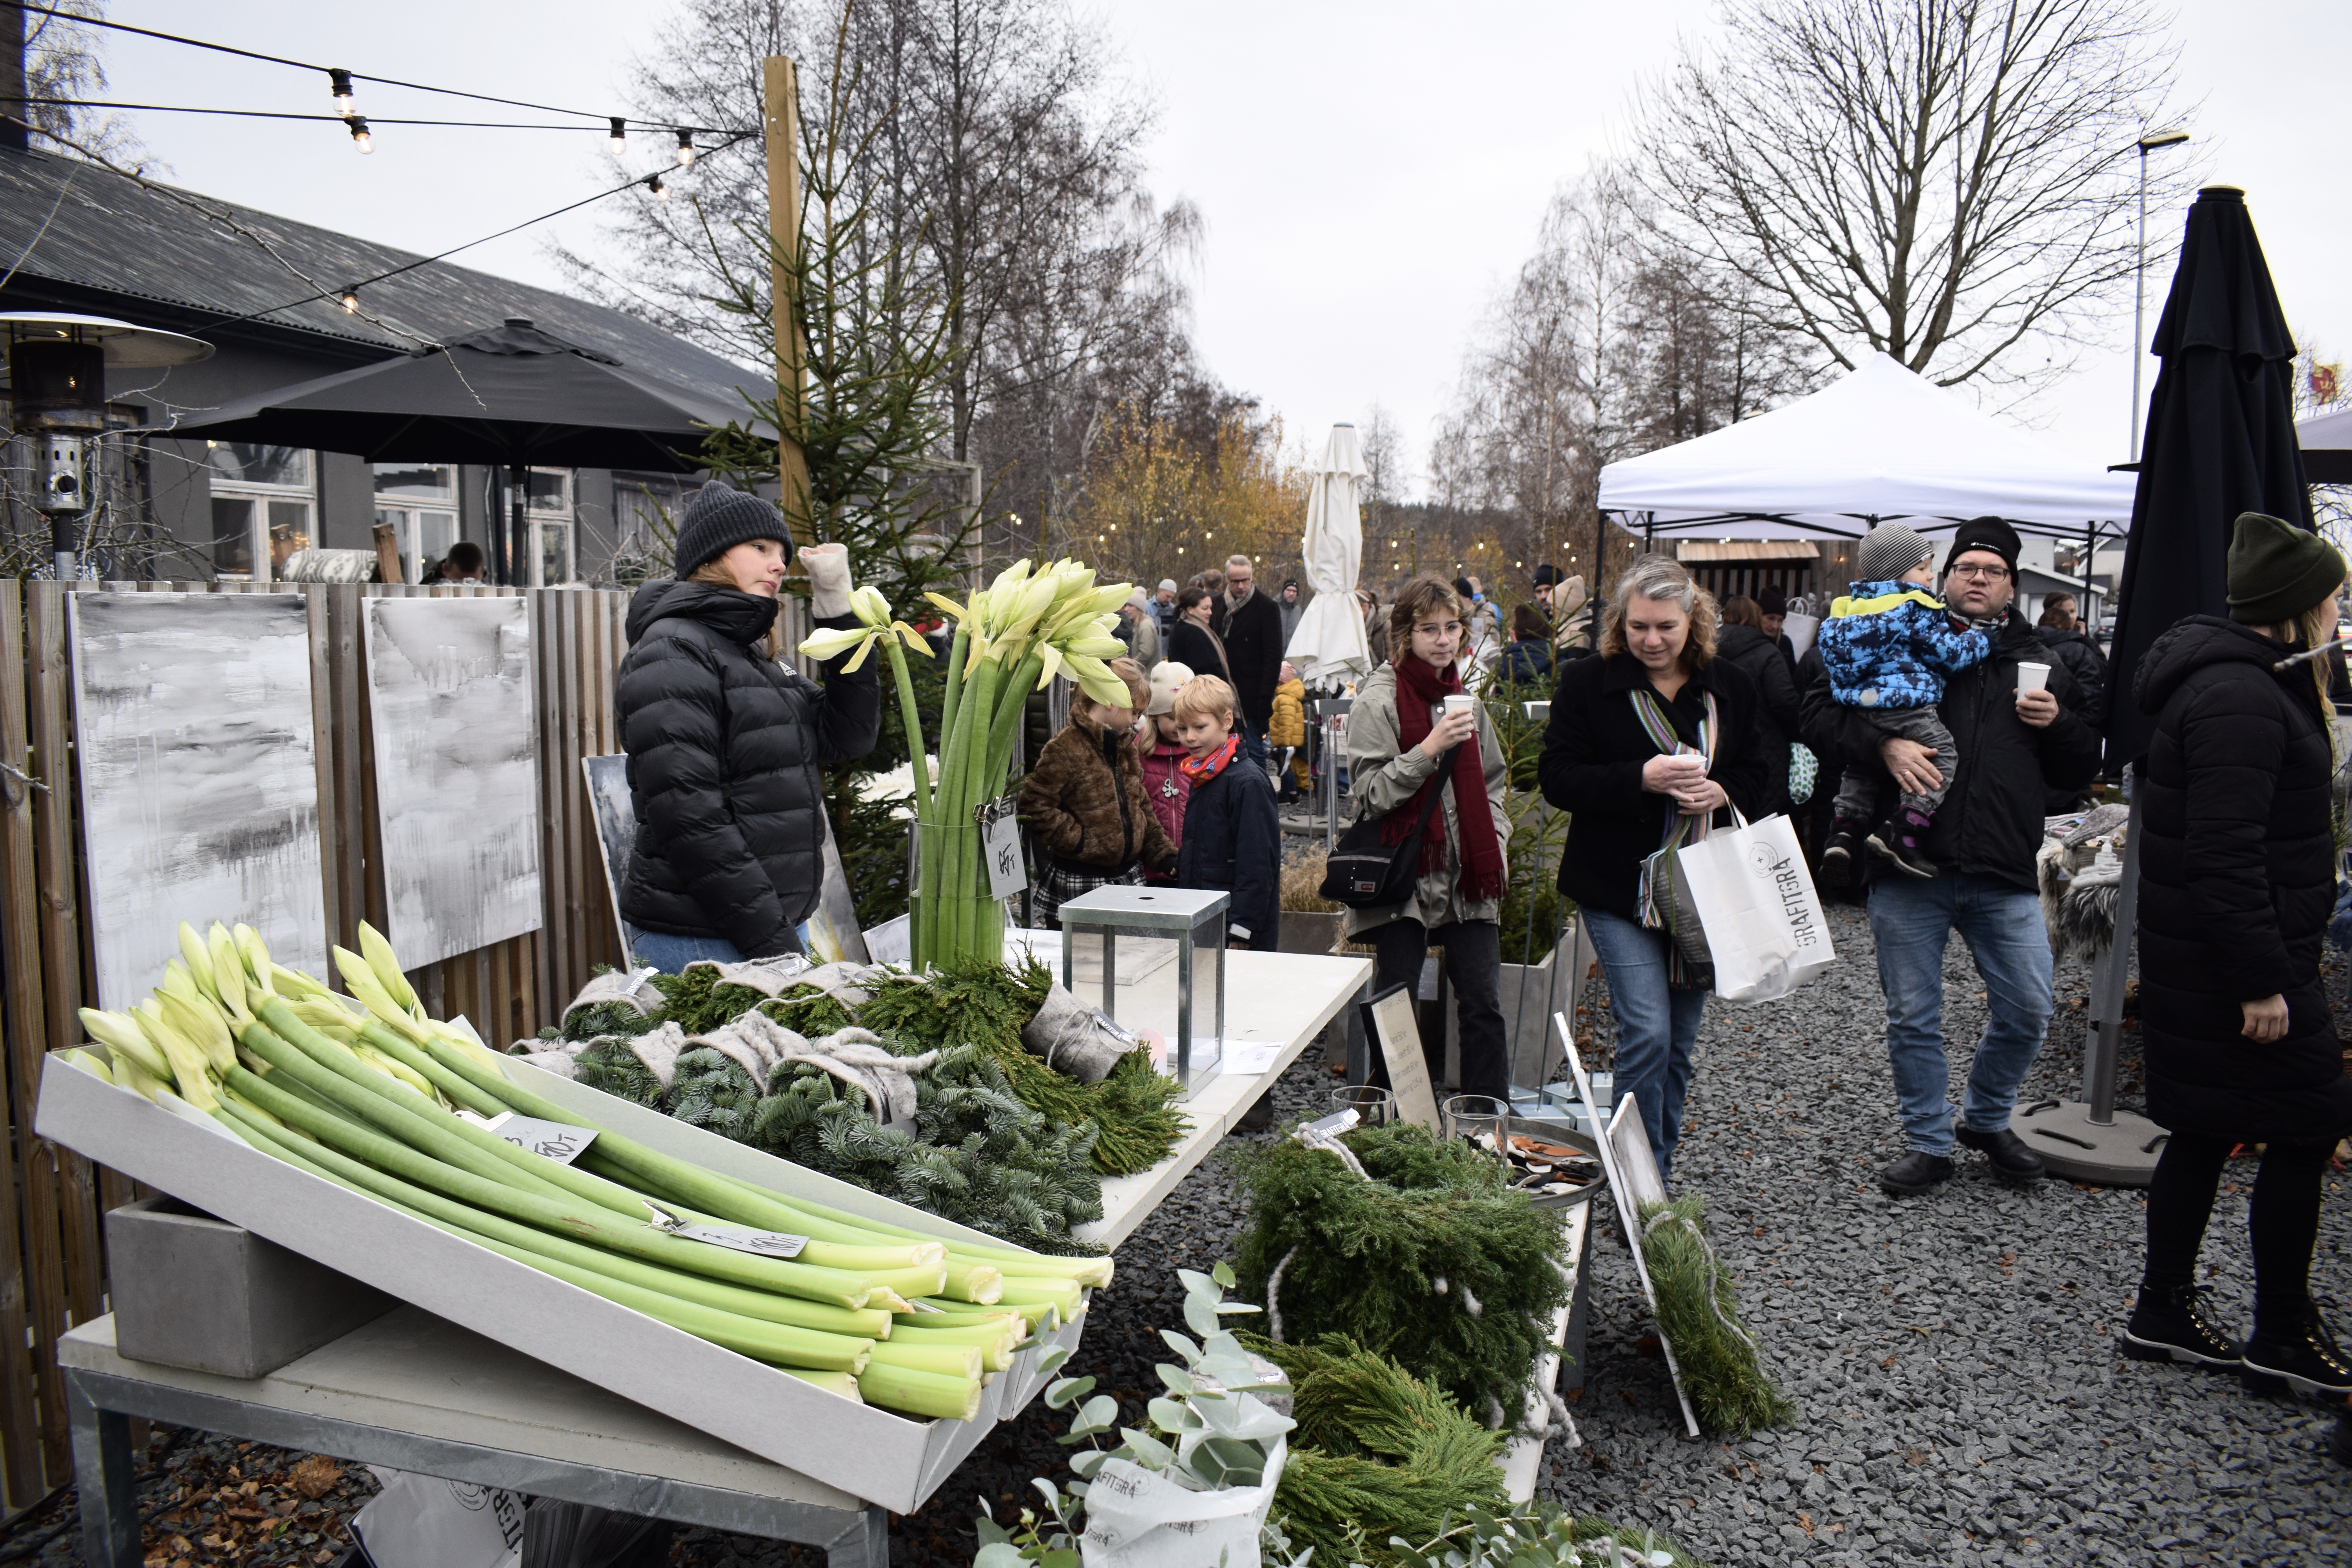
[1948,564,2011,582]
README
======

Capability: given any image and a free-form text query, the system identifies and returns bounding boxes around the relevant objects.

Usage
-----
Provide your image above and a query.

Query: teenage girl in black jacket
[614,481,880,971]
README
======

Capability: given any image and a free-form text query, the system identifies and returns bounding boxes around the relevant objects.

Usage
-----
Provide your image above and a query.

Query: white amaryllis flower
[797,583,932,673]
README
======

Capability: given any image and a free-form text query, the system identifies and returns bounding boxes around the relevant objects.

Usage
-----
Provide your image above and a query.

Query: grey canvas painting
[365,597,541,965]
[70,592,328,1009]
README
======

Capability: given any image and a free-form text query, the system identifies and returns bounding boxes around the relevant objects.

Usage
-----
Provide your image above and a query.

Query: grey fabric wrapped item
[784,960,895,1008]
[687,1009,810,1085]
[1020,983,1143,1084]
[769,1028,938,1127]
[508,1044,586,1079]
[626,1021,690,1093]
[560,966,663,1027]
[681,954,814,997]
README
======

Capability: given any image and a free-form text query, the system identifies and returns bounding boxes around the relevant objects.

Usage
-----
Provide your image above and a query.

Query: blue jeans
[1867,873,2054,1154]
[624,925,745,975]
[1582,906,1710,1179]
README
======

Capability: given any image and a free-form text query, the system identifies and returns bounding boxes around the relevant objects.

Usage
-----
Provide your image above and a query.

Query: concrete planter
[1442,920,1593,1092]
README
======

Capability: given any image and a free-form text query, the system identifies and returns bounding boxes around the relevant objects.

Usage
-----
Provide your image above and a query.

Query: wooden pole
[763,56,813,550]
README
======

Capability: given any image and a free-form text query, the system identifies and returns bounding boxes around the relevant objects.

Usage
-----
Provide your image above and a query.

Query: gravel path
[13,898,2351,1566]
[1546,898,2352,1568]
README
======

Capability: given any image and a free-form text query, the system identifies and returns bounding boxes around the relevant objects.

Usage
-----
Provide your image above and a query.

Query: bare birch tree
[1631,0,2185,390]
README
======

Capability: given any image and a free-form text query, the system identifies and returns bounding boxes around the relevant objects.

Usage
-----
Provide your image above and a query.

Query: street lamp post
[2129,127,2191,463]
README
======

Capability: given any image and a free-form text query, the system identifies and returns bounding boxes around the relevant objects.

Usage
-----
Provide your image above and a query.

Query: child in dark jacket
[1018,657,1178,928]
[1816,523,1991,882]
[1171,673,1281,949]
[1138,661,1194,883]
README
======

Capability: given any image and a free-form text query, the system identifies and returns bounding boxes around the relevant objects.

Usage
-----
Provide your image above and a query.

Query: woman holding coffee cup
[1341,576,1514,1103]
[1539,555,1767,1178]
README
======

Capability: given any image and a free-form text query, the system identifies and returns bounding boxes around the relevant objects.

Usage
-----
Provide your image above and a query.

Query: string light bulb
[675,129,695,167]
[608,117,626,157]
[328,69,356,119]
[340,287,359,314]
[347,116,373,154]
[647,174,668,202]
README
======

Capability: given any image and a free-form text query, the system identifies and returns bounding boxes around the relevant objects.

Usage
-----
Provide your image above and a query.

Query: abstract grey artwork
[69,592,328,1009]
[364,597,541,965]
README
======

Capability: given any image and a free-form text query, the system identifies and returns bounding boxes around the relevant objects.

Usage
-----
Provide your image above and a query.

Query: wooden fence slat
[329,586,367,947]
[0,580,54,1508]
[305,586,342,971]
[534,593,563,1015]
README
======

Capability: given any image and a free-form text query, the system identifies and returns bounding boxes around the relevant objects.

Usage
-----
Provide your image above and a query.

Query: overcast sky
[98,0,2350,493]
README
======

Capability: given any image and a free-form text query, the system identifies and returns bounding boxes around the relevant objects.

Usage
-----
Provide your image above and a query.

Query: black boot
[2120,1283,2243,1370]
[1819,830,1861,891]
[1879,1150,1954,1196]
[1955,1122,2046,1184]
[2241,1298,2352,1398]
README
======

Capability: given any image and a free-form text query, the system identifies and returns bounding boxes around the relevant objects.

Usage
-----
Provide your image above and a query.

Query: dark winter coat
[1221,588,1287,730]
[1166,617,1232,686]
[1717,622,1804,815]
[615,580,881,957]
[1174,750,1281,947]
[1018,710,1178,875]
[1498,636,1557,687]
[1538,653,1769,922]
[1817,581,1991,708]
[2033,626,2108,720]
[2132,615,2352,1142]
[1801,607,2103,891]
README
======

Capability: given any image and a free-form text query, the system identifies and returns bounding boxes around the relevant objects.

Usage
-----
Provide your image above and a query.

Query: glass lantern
[1055,885,1228,1095]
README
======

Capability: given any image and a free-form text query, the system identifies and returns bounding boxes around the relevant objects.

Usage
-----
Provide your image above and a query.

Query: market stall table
[61,1307,894,1567]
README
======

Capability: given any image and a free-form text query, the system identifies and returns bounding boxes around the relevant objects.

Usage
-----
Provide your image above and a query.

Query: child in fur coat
[1017,657,1178,928]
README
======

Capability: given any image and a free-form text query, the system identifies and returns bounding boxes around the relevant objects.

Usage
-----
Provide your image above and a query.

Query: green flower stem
[881,637,934,825]
[939,629,969,769]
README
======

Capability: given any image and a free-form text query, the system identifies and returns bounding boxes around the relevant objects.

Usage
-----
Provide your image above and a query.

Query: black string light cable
[16,98,708,133]
[0,0,752,134]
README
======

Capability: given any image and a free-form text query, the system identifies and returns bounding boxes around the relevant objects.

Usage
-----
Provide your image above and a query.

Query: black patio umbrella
[2102,186,2313,768]
[174,318,758,583]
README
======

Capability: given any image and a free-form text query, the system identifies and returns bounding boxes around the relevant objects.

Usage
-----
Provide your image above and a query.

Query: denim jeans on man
[625,923,810,976]
[1867,872,2054,1154]
[1581,906,1709,1179]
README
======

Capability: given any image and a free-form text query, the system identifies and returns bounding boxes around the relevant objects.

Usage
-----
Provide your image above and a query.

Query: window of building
[207,443,313,581]
[374,463,459,584]
[528,467,575,587]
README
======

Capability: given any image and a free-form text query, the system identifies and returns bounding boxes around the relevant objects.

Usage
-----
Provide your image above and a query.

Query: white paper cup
[1442,694,1475,719]
[2015,662,2051,694]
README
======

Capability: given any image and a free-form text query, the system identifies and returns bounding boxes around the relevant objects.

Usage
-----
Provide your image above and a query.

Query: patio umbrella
[1285,423,1372,685]
[174,318,753,583]
[2103,186,2311,766]
[2300,405,2352,485]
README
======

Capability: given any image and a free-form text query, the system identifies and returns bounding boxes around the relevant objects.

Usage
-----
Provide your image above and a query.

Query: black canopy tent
[174,319,758,584]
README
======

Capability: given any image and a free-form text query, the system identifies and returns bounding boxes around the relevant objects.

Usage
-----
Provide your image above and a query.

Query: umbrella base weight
[2013,1099,2165,1187]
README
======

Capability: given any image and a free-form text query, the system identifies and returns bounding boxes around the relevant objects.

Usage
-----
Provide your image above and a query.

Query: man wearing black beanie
[611,480,878,971]
[1801,514,2103,1197]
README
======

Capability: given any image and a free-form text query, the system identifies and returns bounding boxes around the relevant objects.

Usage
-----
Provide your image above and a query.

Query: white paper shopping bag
[1674,812,1835,1003]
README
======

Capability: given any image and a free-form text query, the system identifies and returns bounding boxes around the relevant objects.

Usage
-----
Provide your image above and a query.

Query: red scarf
[1178,733,1241,787]
[1383,656,1504,902]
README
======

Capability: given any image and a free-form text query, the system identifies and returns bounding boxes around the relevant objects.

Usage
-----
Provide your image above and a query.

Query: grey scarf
[1225,583,1256,617]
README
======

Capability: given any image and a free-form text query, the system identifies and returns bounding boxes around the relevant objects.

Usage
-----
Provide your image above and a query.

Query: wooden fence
[0,577,653,1513]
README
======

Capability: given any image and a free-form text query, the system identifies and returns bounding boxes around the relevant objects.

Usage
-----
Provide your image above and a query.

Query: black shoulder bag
[1316,748,1457,909]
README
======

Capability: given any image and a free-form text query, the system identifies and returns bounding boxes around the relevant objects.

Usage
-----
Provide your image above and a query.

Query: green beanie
[2226,512,2347,625]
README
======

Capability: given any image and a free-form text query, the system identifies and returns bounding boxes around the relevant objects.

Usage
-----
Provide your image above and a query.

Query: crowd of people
[603,477,2352,1414]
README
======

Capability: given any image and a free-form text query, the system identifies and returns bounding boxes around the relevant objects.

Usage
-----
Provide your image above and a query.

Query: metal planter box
[36,1053,1086,1514]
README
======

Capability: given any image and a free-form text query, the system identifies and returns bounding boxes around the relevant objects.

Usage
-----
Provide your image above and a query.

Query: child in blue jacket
[1817,523,1990,881]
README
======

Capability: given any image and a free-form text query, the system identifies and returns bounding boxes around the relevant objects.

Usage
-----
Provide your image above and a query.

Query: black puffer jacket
[615,580,880,956]
[2033,626,2108,725]
[1717,622,1804,815]
[1800,607,2102,891]
[2132,615,2352,1141]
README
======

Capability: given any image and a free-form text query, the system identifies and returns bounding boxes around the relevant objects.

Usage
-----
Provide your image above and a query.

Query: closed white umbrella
[1287,423,1372,684]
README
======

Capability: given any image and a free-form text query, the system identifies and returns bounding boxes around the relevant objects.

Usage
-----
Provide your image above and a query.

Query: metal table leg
[69,1379,140,1568]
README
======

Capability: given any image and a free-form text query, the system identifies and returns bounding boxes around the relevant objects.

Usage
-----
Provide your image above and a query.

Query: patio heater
[2,313,212,578]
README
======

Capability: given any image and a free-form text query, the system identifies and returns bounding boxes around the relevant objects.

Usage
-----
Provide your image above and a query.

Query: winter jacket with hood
[1341,660,1512,939]
[1800,606,2103,891]
[615,580,881,957]
[1817,580,1991,709]
[1716,621,1804,814]
[2033,624,2108,720]
[1268,678,1307,747]
[1018,708,1179,875]
[2132,615,2352,1141]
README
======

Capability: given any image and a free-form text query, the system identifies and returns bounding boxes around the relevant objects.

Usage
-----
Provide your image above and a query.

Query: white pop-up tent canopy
[1597,352,2138,543]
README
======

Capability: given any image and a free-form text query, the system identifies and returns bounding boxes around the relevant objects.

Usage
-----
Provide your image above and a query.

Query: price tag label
[1091,1009,1138,1047]
[975,793,1027,899]
[456,1109,598,1165]
[644,1203,808,1259]
[1303,1108,1359,1138]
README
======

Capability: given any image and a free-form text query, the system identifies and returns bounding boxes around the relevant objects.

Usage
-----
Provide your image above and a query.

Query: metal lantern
[2,312,213,578]
[1054,884,1228,1095]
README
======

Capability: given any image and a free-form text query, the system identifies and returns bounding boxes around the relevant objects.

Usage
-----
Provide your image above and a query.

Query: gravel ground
[12,895,2352,1566]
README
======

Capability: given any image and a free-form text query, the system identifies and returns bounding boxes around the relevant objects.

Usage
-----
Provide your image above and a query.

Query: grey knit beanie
[674,479,789,579]
[1855,523,1934,586]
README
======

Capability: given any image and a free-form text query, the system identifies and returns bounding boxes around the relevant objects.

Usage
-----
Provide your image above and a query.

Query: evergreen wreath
[1229,1123,1571,1418]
